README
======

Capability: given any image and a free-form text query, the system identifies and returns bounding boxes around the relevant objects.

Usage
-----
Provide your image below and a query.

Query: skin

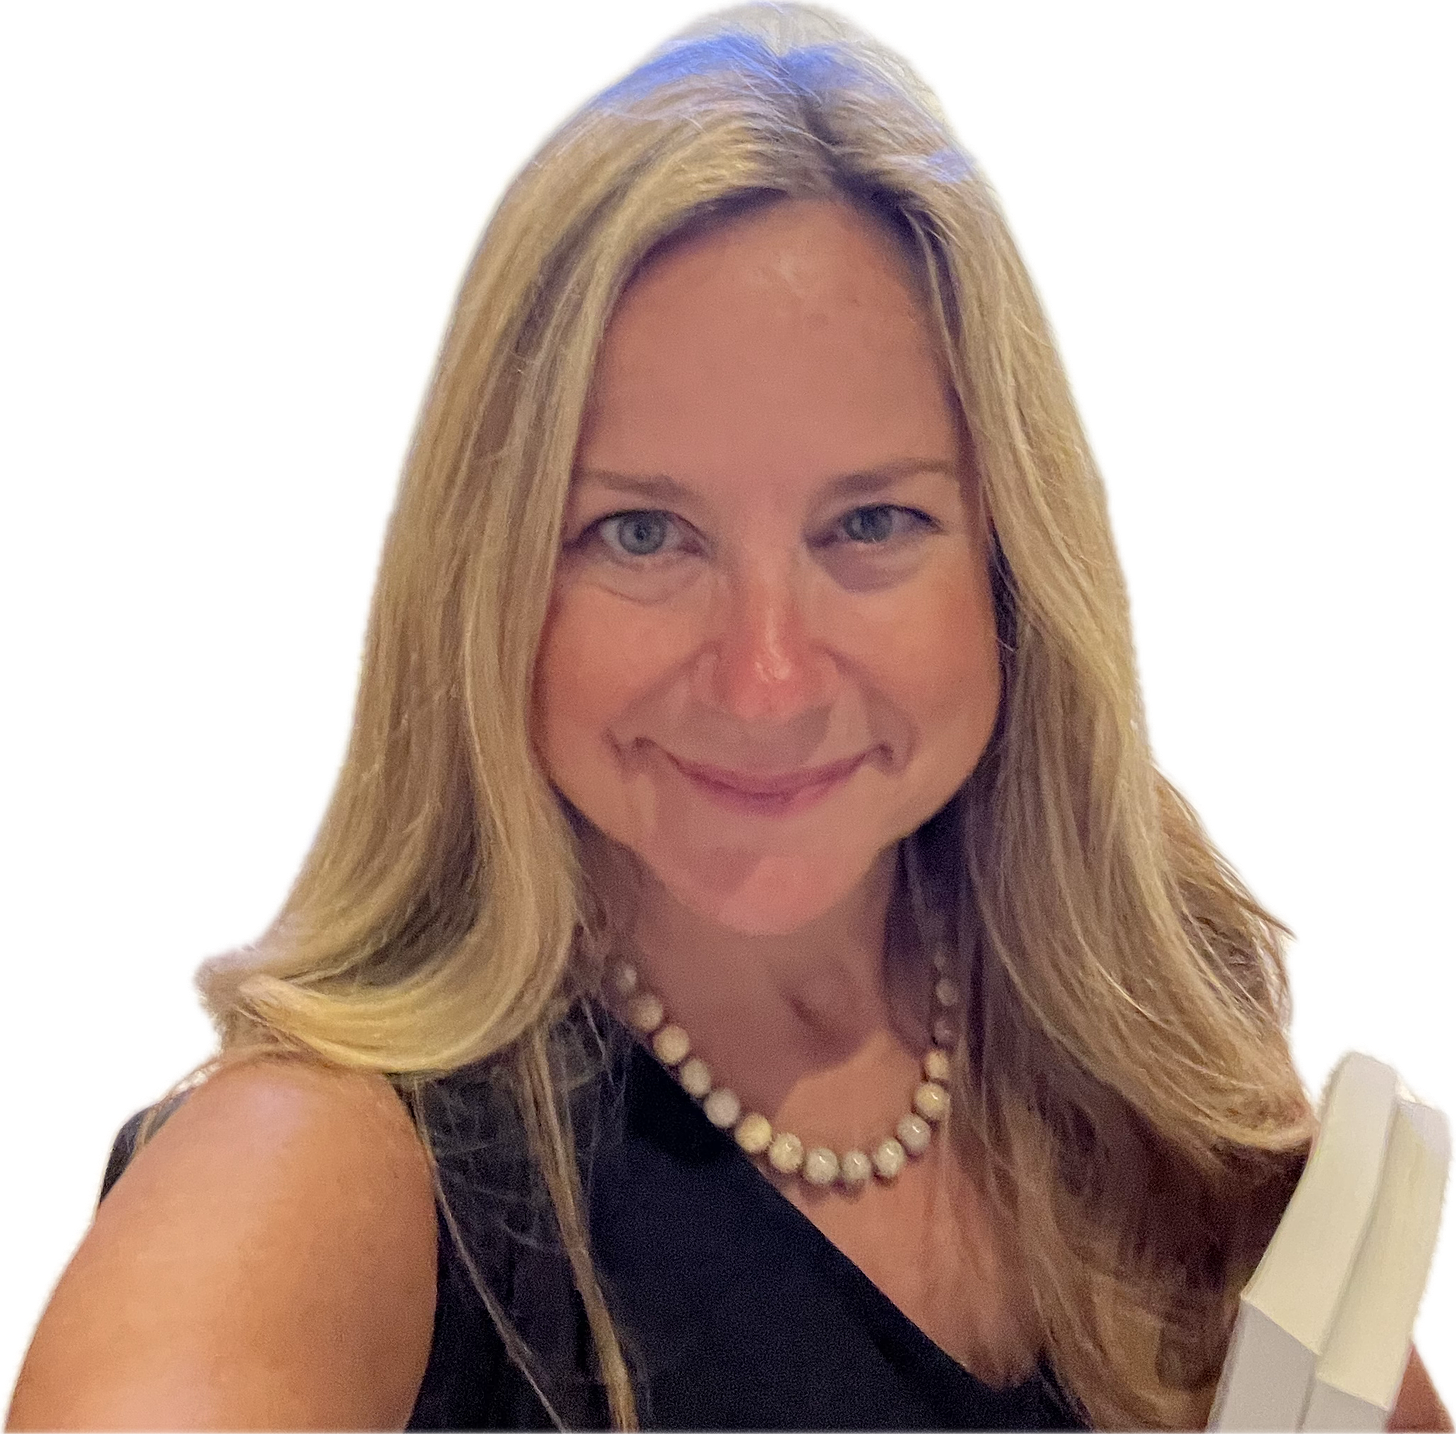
[1393,1350,1454,1433]
[6,1060,436,1430]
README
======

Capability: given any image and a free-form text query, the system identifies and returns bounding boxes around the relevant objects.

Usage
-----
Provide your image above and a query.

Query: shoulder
[8,1057,438,1431]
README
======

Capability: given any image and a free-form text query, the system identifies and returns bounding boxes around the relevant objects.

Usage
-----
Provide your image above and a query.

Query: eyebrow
[570,458,959,505]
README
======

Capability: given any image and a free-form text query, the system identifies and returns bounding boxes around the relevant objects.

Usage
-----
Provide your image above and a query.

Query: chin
[646,841,883,937]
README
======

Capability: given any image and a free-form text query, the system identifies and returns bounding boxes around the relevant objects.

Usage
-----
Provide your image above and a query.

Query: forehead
[576,198,959,488]
[617,195,931,334]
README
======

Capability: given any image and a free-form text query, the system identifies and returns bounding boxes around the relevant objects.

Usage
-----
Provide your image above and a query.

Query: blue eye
[597,510,680,558]
[585,503,937,564]
[839,505,929,544]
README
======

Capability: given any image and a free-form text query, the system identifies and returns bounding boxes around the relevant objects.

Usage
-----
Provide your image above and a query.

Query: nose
[692,562,836,725]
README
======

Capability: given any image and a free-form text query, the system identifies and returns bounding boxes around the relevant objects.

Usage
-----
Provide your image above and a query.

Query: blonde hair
[193,5,1315,1427]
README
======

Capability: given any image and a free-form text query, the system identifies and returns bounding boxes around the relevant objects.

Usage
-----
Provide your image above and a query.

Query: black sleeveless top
[102,1015,1087,1430]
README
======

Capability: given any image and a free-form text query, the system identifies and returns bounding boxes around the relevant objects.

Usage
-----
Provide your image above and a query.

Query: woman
[8,5,1448,1430]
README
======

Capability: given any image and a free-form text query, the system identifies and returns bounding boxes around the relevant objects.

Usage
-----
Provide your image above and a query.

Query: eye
[836,504,934,545]
[592,509,689,560]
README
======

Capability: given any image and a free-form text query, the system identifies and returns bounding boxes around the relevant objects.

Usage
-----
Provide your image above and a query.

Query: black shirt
[103,1017,1087,1430]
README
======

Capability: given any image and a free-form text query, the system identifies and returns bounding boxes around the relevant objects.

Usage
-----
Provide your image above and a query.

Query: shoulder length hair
[197,5,1315,1427]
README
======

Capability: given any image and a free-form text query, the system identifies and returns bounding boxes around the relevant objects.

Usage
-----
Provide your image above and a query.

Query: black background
[14,11,1444,1368]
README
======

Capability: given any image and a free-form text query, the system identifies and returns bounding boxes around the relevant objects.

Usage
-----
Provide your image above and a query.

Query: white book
[1207,1052,1449,1431]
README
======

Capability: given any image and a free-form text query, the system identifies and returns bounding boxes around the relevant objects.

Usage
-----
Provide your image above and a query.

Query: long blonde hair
[194,5,1315,1427]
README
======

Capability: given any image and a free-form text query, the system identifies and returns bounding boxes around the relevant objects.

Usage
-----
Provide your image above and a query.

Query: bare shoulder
[7,1058,438,1431]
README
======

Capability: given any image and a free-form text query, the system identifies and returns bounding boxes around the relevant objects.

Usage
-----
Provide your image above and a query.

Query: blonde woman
[8,6,1448,1431]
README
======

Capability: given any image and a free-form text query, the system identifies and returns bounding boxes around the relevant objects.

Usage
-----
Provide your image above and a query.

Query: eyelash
[582,504,937,561]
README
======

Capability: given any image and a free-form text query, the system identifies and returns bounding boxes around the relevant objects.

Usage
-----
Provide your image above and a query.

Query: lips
[667,752,866,795]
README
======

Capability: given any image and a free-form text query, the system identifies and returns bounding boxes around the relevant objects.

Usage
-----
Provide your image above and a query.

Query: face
[534,197,1001,937]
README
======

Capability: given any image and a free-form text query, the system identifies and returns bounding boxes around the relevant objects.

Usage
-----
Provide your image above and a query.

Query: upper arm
[6,1059,438,1431]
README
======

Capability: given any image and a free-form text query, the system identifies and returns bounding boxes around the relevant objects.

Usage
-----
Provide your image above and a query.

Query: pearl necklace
[607,955,958,1192]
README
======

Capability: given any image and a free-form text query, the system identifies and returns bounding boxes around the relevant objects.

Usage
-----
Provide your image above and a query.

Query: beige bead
[626,992,664,1034]
[652,1023,690,1066]
[802,1147,839,1187]
[923,1048,951,1083]
[932,1015,956,1049]
[678,1057,712,1099]
[872,1137,907,1180]
[914,1080,950,1123]
[768,1131,805,1174]
[734,1112,773,1155]
[703,1087,741,1129]
[931,947,950,973]
[610,963,639,997]
[934,977,961,1008]
[839,1149,873,1188]
[897,1112,932,1156]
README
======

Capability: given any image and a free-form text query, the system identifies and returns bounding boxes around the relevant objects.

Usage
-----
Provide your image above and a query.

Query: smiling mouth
[663,757,861,797]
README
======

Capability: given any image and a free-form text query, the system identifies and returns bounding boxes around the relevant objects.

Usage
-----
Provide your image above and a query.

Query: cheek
[534,596,616,778]
[532,581,688,781]
[852,559,1002,773]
